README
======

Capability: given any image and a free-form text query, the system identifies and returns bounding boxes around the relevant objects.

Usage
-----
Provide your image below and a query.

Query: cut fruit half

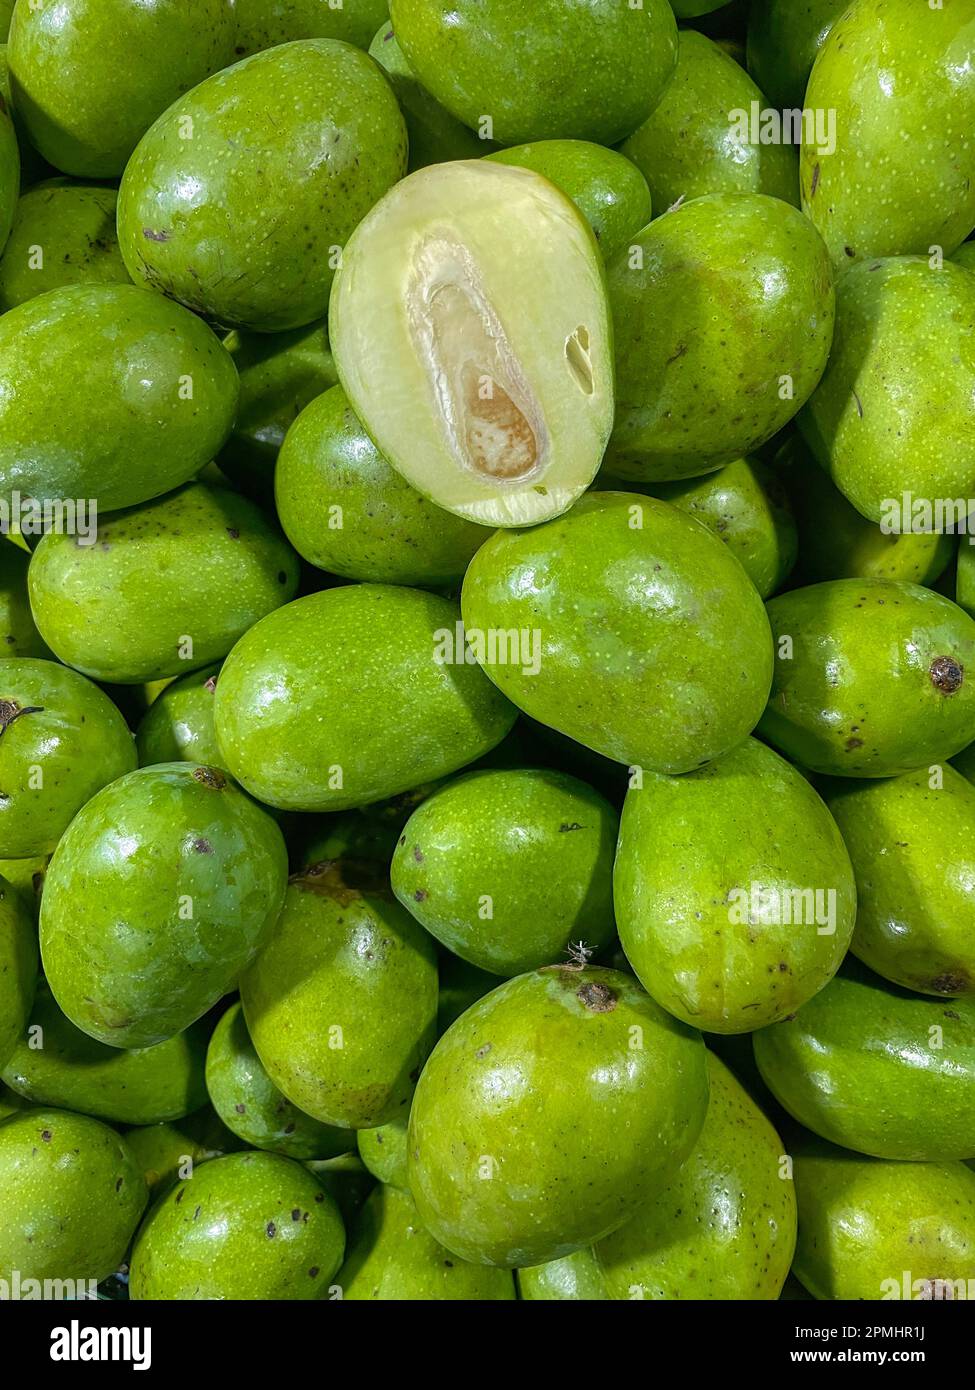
[328,160,614,528]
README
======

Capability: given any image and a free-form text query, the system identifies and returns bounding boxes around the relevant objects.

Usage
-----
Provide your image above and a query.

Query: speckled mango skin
[242,860,438,1130]
[746,0,846,111]
[760,579,975,777]
[40,763,288,1049]
[357,1119,409,1190]
[615,738,856,1034]
[0,178,129,311]
[136,663,222,767]
[754,960,975,1161]
[791,1138,975,1301]
[407,966,709,1267]
[517,1247,610,1301]
[0,872,36,1070]
[0,80,16,251]
[0,658,136,857]
[129,1150,345,1300]
[0,1108,147,1284]
[606,194,834,480]
[275,385,488,586]
[28,483,300,685]
[124,1108,244,1194]
[461,492,772,775]
[214,585,516,812]
[0,541,50,657]
[391,768,618,977]
[0,283,239,514]
[118,40,407,332]
[822,766,975,999]
[800,0,975,267]
[234,0,389,56]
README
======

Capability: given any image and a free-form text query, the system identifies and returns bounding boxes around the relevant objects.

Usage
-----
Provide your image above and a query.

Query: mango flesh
[40,763,288,1048]
[233,0,389,56]
[0,178,128,311]
[746,0,845,110]
[124,1108,245,1195]
[0,873,37,1070]
[0,541,50,657]
[517,1248,610,1301]
[357,1119,409,1190]
[135,663,222,767]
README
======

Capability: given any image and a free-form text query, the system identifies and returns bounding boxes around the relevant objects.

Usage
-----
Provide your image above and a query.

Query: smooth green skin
[206,1001,352,1162]
[129,1150,345,1300]
[746,0,846,110]
[235,0,389,55]
[436,952,495,1034]
[0,658,136,858]
[616,738,855,1034]
[0,1108,147,1283]
[800,0,975,267]
[275,385,488,587]
[0,283,239,514]
[0,540,50,657]
[2,984,209,1125]
[339,1183,516,1300]
[606,194,834,480]
[357,1118,408,1190]
[29,483,300,685]
[136,663,222,767]
[823,767,975,999]
[461,492,772,775]
[242,860,438,1129]
[0,872,37,1070]
[620,32,797,213]
[0,82,16,252]
[799,259,975,525]
[390,0,678,147]
[118,40,407,332]
[486,140,652,265]
[124,1107,245,1194]
[957,539,975,620]
[517,1248,610,1301]
[391,768,618,977]
[791,1139,975,1301]
[407,966,709,1267]
[754,960,975,1161]
[40,763,288,1049]
[595,1054,796,1299]
[0,178,129,311]
[214,585,516,812]
[0,44,50,190]
[8,0,236,178]
[760,579,975,777]
[0,854,46,923]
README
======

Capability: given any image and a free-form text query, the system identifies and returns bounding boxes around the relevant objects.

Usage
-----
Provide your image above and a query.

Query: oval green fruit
[0,541,50,657]
[135,663,222,767]
[517,1248,610,1301]
[234,0,388,56]
[0,178,129,311]
[357,1119,409,1191]
[0,872,36,1070]
[124,1107,244,1195]
[746,0,846,111]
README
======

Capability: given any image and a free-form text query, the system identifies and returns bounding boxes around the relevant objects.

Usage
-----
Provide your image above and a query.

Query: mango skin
[754,960,975,1161]
[0,541,51,657]
[40,763,288,1049]
[822,766,975,999]
[791,1138,975,1301]
[124,1107,245,1195]
[615,738,856,1034]
[461,492,772,775]
[0,178,129,311]
[241,859,438,1130]
[0,873,37,1070]
[129,1150,346,1300]
[0,658,136,858]
[606,194,834,480]
[118,40,407,332]
[0,283,239,514]
[214,585,516,812]
[407,966,709,1267]
[800,0,975,266]
[0,1108,147,1284]
[339,1184,516,1300]
[357,1119,409,1190]
[517,1248,610,1301]
[28,483,300,685]
[234,0,389,56]
[746,0,845,110]
[760,579,975,777]
[136,663,222,767]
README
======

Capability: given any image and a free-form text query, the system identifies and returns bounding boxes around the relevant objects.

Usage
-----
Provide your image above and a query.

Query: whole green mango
[136,663,222,766]
[461,492,772,774]
[0,78,16,251]
[760,579,975,776]
[0,541,50,657]
[234,0,388,56]
[124,1107,244,1194]
[0,178,128,311]
[40,763,288,1048]
[0,872,36,1070]
[357,1119,409,1190]
[517,1248,610,1301]
[746,0,846,110]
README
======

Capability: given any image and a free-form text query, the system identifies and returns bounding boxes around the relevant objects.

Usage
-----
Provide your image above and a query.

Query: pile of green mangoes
[0,0,974,1304]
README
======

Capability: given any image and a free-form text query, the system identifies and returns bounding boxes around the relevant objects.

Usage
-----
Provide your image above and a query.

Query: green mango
[517,1248,610,1301]
[791,1137,975,1300]
[29,483,300,685]
[0,75,16,251]
[0,854,46,923]
[0,43,50,191]
[486,140,652,265]
[357,1118,408,1190]
[206,1000,352,1161]
[754,960,975,1161]
[0,283,239,514]
[760,579,975,777]
[129,1150,345,1300]
[460,492,772,774]
[136,663,222,767]
[800,0,975,266]
[124,1107,245,1194]
[822,766,975,998]
[40,762,288,1048]
[391,768,618,976]
[2,983,209,1124]
[436,952,496,1034]
[388,0,678,147]
[241,857,438,1129]
[234,0,388,56]
[620,32,797,211]
[606,193,834,480]
[118,40,407,332]
[408,966,709,1266]
[0,657,136,857]
[214,585,516,812]
[0,1108,147,1283]
[275,385,488,586]
[746,0,846,110]
[0,541,51,657]
[594,1054,796,1299]
[0,872,36,1070]
[615,737,856,1033]
[0,178,129,311]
